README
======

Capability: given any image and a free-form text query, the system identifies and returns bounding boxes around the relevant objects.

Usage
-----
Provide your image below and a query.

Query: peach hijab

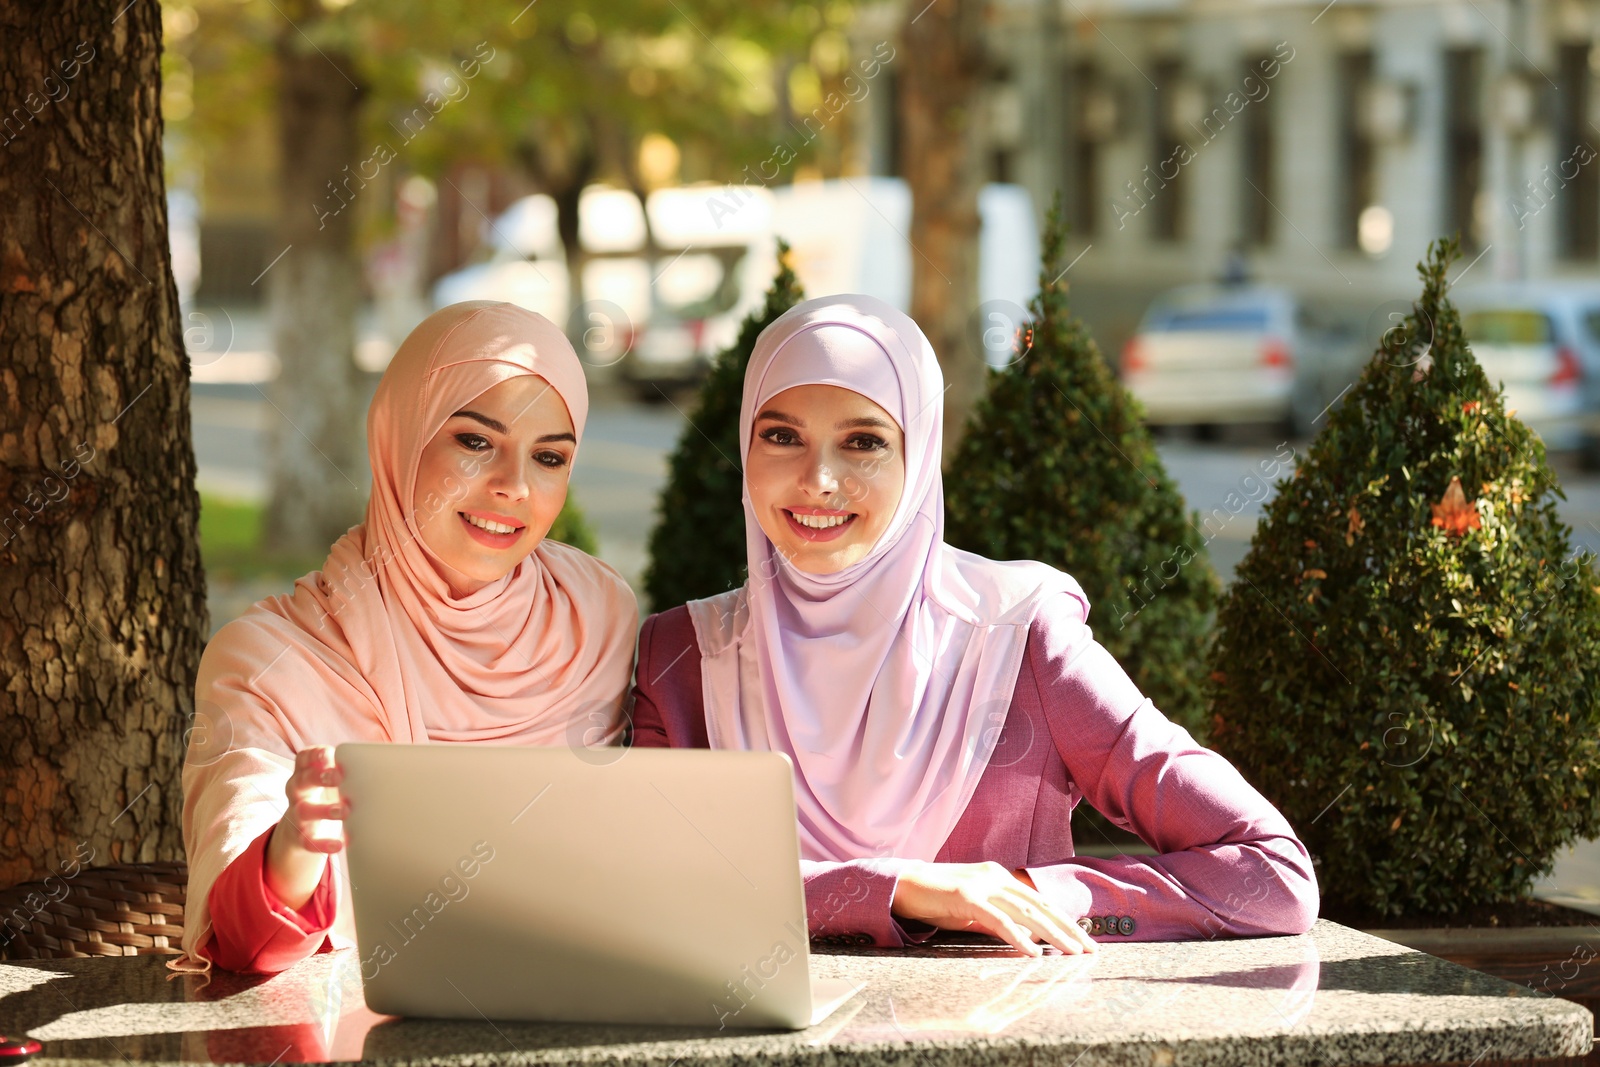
[181,302,637,961]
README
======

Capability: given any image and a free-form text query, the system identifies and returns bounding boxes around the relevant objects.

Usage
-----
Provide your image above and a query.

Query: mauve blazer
[630,591,1319,947]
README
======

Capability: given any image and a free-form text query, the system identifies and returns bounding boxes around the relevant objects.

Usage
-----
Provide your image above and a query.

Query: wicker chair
[0,861,188,960]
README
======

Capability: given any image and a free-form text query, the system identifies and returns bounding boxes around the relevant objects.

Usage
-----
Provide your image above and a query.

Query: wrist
[264,821,326,911]
[889,859,924,914]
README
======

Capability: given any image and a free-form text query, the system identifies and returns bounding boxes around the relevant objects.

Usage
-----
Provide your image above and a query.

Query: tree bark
[516,120,598,348]
[900,0,987,462]
[0,0,206,886]
[262,5,367,556]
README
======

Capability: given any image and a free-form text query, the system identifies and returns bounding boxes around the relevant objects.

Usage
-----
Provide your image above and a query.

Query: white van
[430,192,569,325]
[759,178,1039,367]
[434,179,1041,392]
[431,185,762,390]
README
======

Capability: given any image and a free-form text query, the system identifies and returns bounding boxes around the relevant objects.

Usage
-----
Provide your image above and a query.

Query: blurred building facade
[854,0,1600,354]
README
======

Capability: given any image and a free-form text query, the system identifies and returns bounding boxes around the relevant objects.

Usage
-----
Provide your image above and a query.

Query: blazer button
[1077,917,1092,933]
[852,934,871,945]
[1118,916,1135,936]
[1089,916,1104,936]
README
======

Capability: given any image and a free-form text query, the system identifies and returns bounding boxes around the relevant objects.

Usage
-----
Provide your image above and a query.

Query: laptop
[335,743,864,1029]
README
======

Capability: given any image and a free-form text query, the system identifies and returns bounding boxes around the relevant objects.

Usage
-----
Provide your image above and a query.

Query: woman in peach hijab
[179,302,637,974]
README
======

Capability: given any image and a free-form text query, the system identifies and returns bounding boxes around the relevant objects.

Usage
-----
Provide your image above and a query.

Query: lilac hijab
[686,295,1083,863]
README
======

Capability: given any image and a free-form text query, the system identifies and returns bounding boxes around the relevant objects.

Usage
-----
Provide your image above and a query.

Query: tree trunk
[553,175,589,341]
[0,0,206,886]
[516,108,599,349]
[900,0,987,462]
[262,7,367,557]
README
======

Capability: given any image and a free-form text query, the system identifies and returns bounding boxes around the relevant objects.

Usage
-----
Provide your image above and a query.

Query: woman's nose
[486,451,532,501]
[802,451,840,497]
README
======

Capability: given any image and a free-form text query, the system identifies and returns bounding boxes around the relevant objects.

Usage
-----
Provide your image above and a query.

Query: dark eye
[759,426,799,446]
[848,433,889,452]
[535,451,569,469]
[456,433,491,452]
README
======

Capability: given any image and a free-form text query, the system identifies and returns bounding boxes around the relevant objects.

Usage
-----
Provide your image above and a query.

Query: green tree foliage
[1208,237,1600,917]
[165,0,841,214]
[643,243,802,612]
[945,200,1219,741]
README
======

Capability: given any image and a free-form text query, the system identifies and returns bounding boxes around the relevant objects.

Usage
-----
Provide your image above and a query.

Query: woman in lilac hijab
[631,294,1318,954]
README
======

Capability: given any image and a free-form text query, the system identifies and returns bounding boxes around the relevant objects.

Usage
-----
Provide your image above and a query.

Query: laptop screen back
[337,743,814,1028]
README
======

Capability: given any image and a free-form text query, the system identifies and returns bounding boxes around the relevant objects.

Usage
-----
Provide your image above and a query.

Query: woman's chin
[783,542,869,575]
[436,546,528,596]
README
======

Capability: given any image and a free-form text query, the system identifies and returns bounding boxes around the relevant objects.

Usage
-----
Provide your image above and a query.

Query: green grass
[200,494,327,583]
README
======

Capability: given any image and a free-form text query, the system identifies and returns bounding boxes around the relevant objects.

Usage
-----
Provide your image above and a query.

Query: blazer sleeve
[202,823,337,974]
[629,610,708,748]
[629,612,672,749]
[1022,592,1320,940]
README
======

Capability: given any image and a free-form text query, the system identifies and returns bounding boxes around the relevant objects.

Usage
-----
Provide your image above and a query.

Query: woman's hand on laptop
[265,746,348,911]
[890,861,1097,957]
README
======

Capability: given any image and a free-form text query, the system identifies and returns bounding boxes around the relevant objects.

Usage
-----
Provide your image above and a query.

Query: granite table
[0,920,1590,1067]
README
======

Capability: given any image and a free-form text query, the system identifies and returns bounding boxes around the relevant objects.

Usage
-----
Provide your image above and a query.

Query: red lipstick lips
[459,509,526,549]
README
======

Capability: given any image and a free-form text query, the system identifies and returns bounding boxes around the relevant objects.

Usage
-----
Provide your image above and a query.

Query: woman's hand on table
[890,860,1097,957]
[264,746,347,911]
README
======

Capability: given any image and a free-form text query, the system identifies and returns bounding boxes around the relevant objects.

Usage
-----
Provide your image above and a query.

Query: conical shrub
[643,242,803,612]
[1207,236,1600,917]
[946,199,1219,742]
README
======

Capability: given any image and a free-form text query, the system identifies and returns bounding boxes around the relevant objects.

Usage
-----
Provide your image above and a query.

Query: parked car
[1120,284,1332,434]
[1453,282,1600,459]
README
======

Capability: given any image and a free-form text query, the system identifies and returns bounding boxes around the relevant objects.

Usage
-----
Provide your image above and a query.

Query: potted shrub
[945,200,1219,744]
[1207,237,1600,929]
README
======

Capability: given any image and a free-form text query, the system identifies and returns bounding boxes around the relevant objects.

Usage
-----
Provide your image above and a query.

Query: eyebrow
[754,409,896,432]
[453,409,509,433]
[754,409,801,427]
[840,416,895,431]
[451,410,576,444]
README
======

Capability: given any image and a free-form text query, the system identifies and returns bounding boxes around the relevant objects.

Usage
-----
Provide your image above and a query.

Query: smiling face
[412,375,575,597]
[745,384,906,575]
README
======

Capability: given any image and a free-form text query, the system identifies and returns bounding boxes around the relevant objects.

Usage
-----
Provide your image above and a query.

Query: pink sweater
[631,595,1319,946]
